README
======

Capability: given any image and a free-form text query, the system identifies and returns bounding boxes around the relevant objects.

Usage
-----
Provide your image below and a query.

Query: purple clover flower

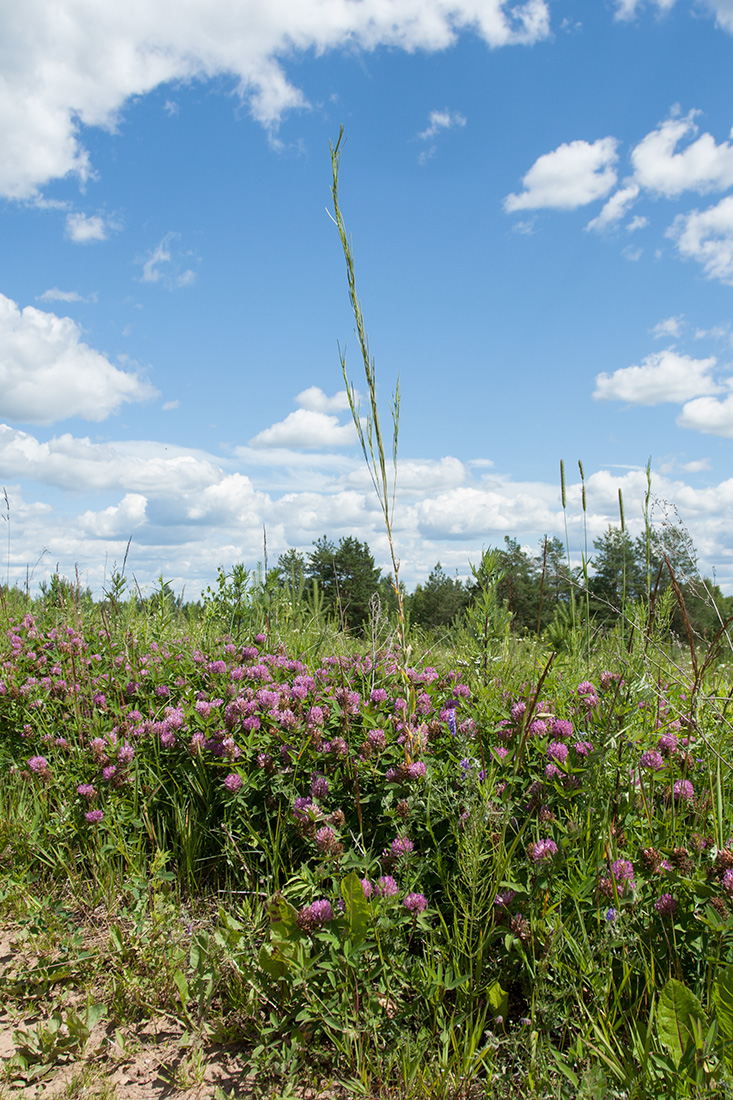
[296,898,334,932]
[376,875,399,898]
[224,773,243,792]
[654,893,678,916]
[528,839,558,863]
[407,761,427,779]
[27,755,48,774]
[391,835,414,858]
[640,750,665,771]
[85,810,104,824]
[293,796,314,822]
[673,779,694,802]
[77,784,96,797]
[547,741,568,765]
[403,893,428,914]
[310,774,330,799]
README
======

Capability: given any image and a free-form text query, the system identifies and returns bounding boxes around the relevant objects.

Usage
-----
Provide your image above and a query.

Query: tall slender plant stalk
[328,128,406,653]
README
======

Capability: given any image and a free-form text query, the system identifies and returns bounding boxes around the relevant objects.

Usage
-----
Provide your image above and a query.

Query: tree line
[269,527,732,641]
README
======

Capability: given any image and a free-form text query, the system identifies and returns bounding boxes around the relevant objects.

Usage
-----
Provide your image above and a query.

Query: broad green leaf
[487,979,509,1021]
[173,969,190,1006]
[268,894,299,939]
[340,871,369,946]
[713,964,733,1046]
[656,978,705,1069]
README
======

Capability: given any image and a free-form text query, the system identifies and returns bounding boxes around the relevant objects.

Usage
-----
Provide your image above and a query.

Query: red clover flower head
[77,784,96,797]
[673,779,694,802]
[296,898,334,932]
[547,741,568,765]
[315,825,337,852]
[403,893,428,914]
[85,809,104,824]
[640,750,665,771]
[722,870,733,897]
[377,875,399,898]
[654,893,677,916]
[224,773,242,792]
[407,761,427,779]
[310,773,330,799]
[552,719,574,739]
[528,838,558,863]
[391,835,414,858]
[27,755,48,774]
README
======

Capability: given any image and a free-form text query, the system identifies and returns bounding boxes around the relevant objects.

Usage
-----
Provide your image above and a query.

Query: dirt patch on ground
[0,926,332,1100]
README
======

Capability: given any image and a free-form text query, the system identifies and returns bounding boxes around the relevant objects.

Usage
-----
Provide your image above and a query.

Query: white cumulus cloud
[667,194,733,283]
[249,408,358,449]
[677,394,733,436]
[65,212,110,243]
[631,110,733,197]
[295,386,352,413]
[0,0,550,200]
[0,294,157,424]
[504,137,618,212]
[585,183,640,231]
[593,348,720,405]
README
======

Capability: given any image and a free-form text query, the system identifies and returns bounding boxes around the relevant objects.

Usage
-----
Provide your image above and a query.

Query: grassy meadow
[1,560,733,1099]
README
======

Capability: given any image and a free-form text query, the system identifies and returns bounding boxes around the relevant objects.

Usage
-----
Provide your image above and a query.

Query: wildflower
[640,750,665,771]
[310,774,330,800]
[102,765,117,781]
[446,710,457,737]
[407,761,427,779]
[118,743,135,765]
[368,728,386,751]
[296,898,334,932]
[552,719,574,739]
[27,755,48,774]
[315,825,338,853]
[576,680,596,696]
[77,784,96,797]
[391,835,414,858]
[722,870,733,897]
[85,810,104,824]
[673,779,694,802]
[376,875,399,898]
[292,796,315,822]
[494,889,516,909]
[547,741,568,765]
[403,893,428,914]
[545,763,562,780]
[654,894,678,916]
[370,688,388,705]
[528,719,547,737]
[189,731,206,754]
[510,701,526,723]
[605,908,618,922]
[528,838,558,863]
[360,878,373,898]
[658,733,678,756]
[573,740,593,757]
[611,859,636,887]
[224,773,242,792]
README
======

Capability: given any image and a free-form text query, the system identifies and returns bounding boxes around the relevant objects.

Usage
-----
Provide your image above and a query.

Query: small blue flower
[605,907,618,922]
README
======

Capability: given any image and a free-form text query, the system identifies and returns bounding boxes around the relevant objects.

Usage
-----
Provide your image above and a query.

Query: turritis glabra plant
[329,129,406,654]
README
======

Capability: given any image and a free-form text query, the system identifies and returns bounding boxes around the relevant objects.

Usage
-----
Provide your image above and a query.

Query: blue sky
[2,0,733,597]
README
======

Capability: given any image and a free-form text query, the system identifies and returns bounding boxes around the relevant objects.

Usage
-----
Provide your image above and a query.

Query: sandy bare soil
[0,927,330,1100]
